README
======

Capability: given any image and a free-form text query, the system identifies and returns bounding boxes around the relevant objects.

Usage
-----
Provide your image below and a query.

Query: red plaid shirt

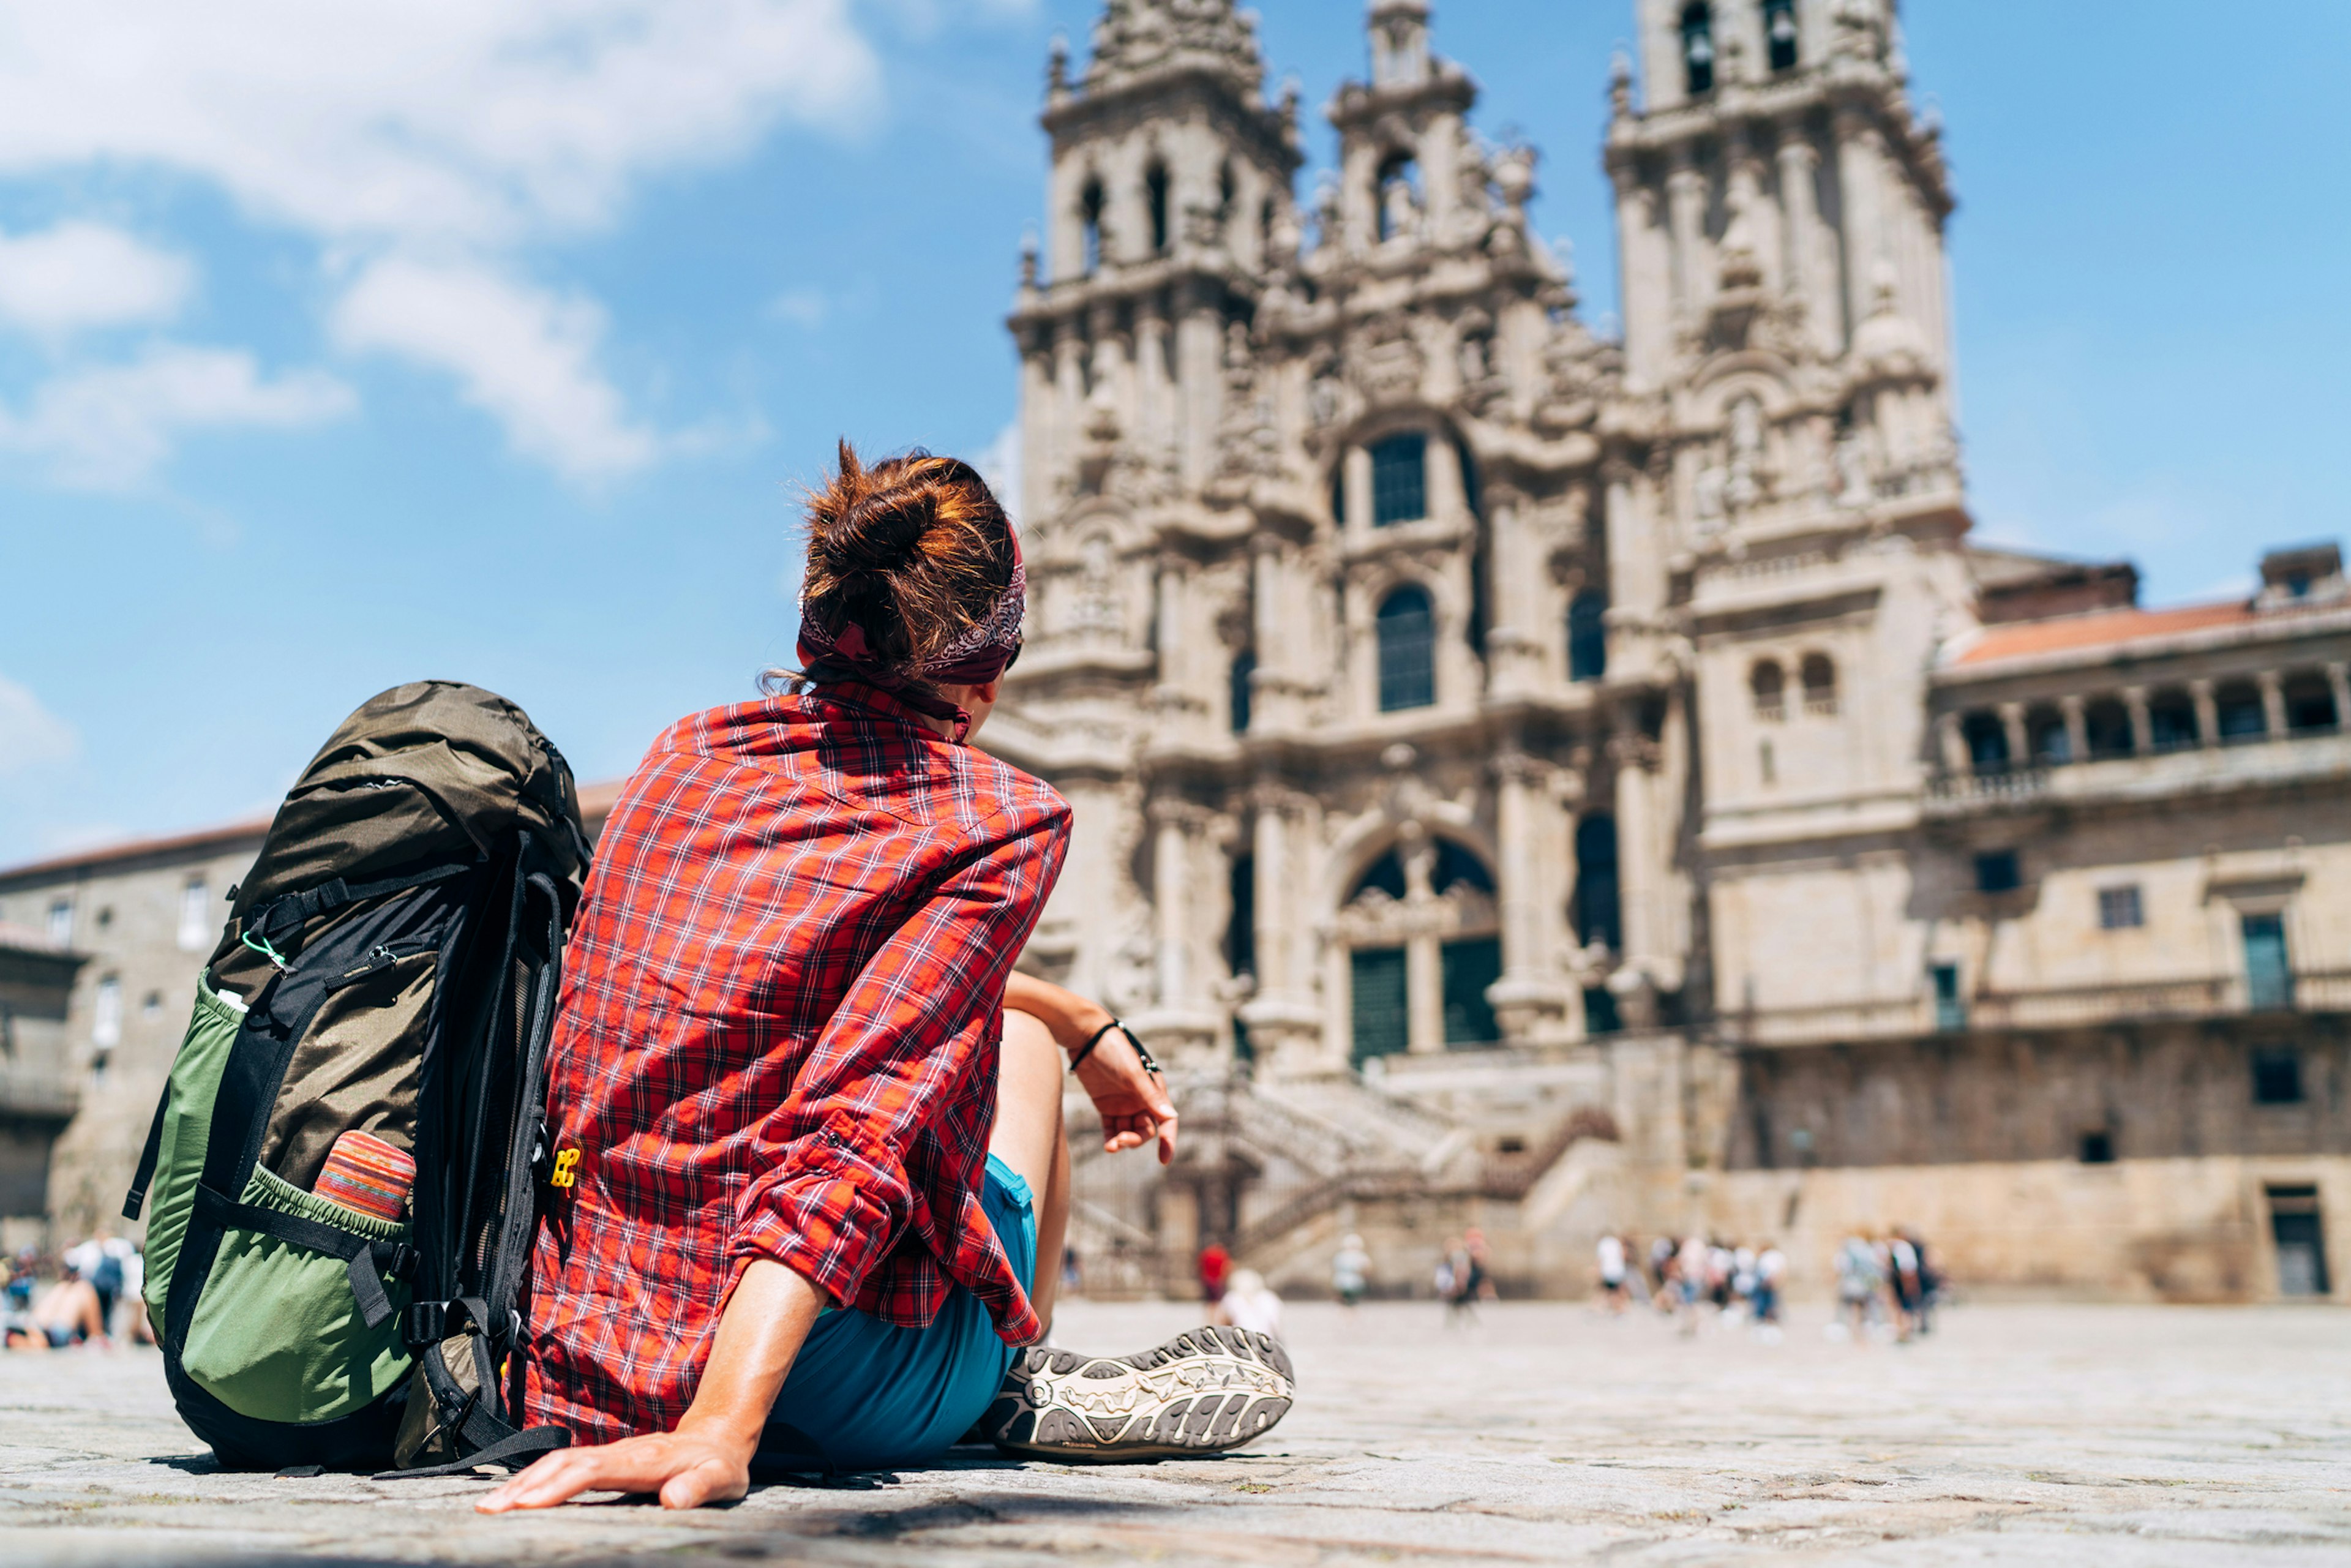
[520,683,1070,1442]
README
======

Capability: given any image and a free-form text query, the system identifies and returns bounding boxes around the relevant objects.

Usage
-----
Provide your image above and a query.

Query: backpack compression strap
[241,861,476,964]
[190,1184,416,1329]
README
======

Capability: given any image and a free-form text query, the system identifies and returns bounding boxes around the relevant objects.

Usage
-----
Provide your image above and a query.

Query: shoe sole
[980,1326,1295,1462]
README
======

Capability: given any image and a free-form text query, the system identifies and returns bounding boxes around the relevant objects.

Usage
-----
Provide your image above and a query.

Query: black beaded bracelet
[1068,1019,1123,1072]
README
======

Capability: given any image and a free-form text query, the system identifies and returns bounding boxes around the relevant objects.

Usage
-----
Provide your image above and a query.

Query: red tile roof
[1952,601,2254,666]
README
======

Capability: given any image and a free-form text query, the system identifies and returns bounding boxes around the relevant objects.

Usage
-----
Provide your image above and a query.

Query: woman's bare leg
[994,1008,1071,1332]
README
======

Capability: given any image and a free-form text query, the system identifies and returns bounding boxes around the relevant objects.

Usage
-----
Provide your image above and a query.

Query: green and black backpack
[123,681,590,1476]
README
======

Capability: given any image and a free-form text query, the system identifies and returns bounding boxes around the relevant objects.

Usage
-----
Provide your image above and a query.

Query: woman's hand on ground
[475,1425,752,1512]
[1073,1026,1179,1165]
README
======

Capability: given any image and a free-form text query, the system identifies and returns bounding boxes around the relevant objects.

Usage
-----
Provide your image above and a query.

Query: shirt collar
[808,679,956,741]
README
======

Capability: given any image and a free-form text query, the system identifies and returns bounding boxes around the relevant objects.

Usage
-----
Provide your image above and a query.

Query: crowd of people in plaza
[1589,1226,1942,1342]
[1,1234,151,1351]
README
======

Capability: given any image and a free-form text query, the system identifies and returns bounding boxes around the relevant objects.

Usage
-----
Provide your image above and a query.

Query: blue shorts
[757,1154,1036,1473]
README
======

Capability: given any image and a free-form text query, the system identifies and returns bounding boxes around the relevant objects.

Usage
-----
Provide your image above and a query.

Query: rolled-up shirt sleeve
[727,800,1068,1316]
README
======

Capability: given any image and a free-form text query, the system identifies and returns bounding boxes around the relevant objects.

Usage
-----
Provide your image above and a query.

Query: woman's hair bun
[800,437,1015,673]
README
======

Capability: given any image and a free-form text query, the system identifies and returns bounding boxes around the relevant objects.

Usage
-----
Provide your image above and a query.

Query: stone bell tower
[1606,0,1978,1020]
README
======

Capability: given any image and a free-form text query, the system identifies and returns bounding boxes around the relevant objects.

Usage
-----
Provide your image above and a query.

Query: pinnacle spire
[1083,0,1265,98]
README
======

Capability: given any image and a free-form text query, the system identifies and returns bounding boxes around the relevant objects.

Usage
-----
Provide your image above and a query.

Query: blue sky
[2,1,2346,868]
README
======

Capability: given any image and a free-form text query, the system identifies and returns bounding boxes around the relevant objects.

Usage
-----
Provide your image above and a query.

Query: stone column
[1134,297,1171,454]
[1998,702,2027,768]
[2258,670,2288,739]
[2190,679,2219,749]
[2060,696,2089,766]
[1936,711,1969,776]
[1152,803,1193,1010]
[1176,278,1221,491]
[1610,721,1662,1021]
[1401,835,1444,1054]
[1832,107,1882,345]
[2327,663,2351,732]
[1665,152,1708,327]
[1488,753,1570,1043]
[1775,128,1831,356]
[2123,685,2153,756]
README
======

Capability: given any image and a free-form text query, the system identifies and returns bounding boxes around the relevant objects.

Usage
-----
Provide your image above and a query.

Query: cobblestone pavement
[3,1300,2347,1566]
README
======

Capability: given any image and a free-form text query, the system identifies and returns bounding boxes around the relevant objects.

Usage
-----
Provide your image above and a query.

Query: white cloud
[0,2,883,250]
[0,222,193,337]
[767,287,830,329]
[0,345,354,489]
[0,675,78,775]
[331,257,654,484]
[0,0,886,481]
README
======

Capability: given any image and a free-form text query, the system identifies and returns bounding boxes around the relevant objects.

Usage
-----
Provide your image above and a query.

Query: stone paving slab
[3,1300,2347,1565]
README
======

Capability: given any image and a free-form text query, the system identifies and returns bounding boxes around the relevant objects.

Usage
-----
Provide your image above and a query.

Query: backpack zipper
[324,940,438,991]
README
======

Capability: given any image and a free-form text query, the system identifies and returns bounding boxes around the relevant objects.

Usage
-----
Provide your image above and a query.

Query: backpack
[123,681,590,1476]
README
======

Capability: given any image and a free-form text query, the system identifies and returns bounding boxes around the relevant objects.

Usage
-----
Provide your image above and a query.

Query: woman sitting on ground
[484,443,1292,1512]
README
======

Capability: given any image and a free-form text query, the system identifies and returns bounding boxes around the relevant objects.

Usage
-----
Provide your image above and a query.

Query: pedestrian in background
[1332,1234,1370,1308]
[1198,1240,1232,1305]
[1214,1269,1284,1342]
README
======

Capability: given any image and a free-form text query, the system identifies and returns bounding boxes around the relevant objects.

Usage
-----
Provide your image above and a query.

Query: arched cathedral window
[1751,659,1786,721]
[1375,585,1437,711]
[1370,432,1427,525]
[1680,3,1715,96]
[1376,151,1420,242]
[1574,816,1622,951]
[1569,591,1608,683]
[1079,178,1105,274]
[1229,648,1256,734]
[1764,0,1799,72]
[1145,162,1170,254]
[1801,653,1838,716]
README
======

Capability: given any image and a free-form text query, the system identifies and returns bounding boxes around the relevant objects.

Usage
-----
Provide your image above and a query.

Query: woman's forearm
[675,1259,827,1455]
[1002,970,1115,1057]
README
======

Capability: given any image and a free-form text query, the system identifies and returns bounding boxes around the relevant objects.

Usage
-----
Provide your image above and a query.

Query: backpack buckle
[405,1299,450,1346]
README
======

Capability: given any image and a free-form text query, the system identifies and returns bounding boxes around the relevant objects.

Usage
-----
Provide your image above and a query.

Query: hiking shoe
[978,1326,1295,1461]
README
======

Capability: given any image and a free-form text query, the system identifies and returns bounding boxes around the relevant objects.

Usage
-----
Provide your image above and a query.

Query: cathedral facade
[983,0,2351,1302]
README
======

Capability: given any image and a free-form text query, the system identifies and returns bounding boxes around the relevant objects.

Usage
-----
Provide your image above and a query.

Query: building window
[1583,986,1623,1035]
[1441,937,1502,1047]
[2269,1185,2330,1296]
[2096,885,2143,930]
[1376,152,1420,242]
[1370,433,1428,525]
[47,898,72,946]
[1680,2,1716,95]
[1801,653,1838,716]
[1354,850,1408,903]
[1351,947,1409,1064]
[1144,162,1170,254]
[1329,465,1346,526]
[1930,962,1965,1031]
[1751,661,1786,721]
[2078,1128,2117,1165]
[2252,1048,2305,1106]
[1574,816,1622,950]
[2284,672,2339,732]
[179,874,212,952]
[2028,706,2069,763]
[1568,592,1608,683]
[92,973,122,1048]
[1375,585,1437,711]
[2148,689,2199,750]
[142,990,164,1019]
[1079,178,1105,274]
[1229,649,1256,734]
[1433,839,1494,897]
[1962,712,2009,769]
[1226,853,1255,980]
[2215,681,2266,741]
[2242,912,2293,1011]
[1764,0,1799,71]
[2083,697,2134,759]
[1974,850,2022,894]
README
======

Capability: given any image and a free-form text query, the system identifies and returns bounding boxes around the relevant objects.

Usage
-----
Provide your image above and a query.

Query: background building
[1,0,2343,1305]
